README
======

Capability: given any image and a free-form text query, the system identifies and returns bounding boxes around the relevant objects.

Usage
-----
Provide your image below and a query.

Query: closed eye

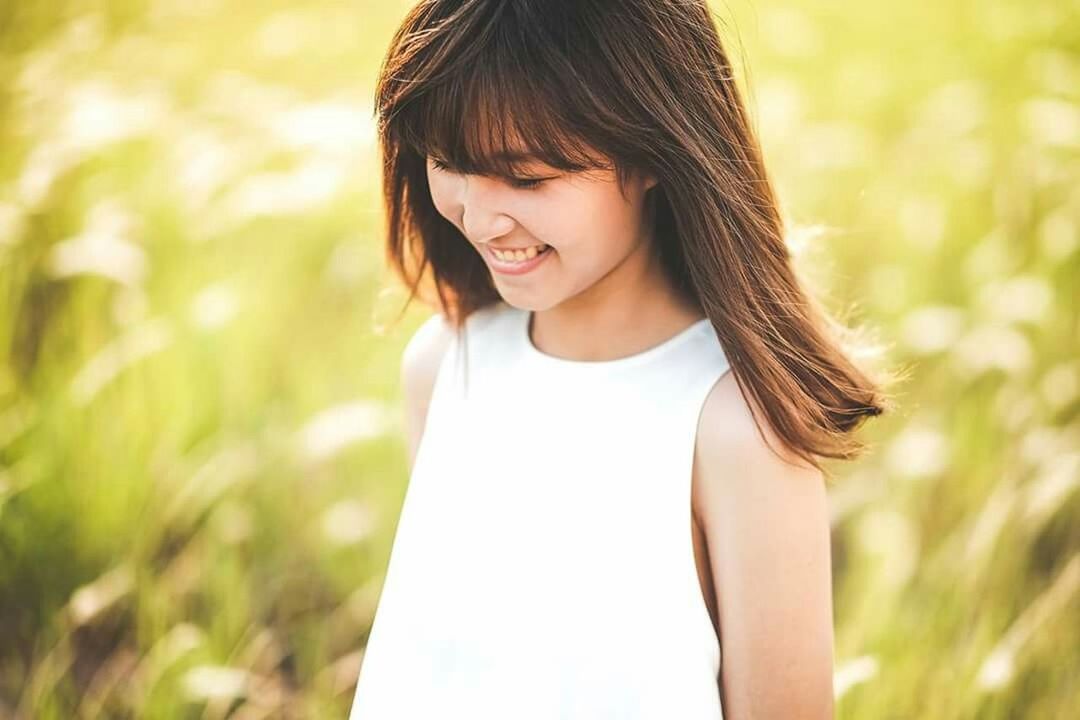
[508,176,545,190]
[429,157,548,191]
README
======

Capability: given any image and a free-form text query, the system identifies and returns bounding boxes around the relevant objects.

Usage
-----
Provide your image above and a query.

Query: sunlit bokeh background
[1,0,1077,717]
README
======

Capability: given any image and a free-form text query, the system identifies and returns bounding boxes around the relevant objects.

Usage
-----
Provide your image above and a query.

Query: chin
[497,294,552,313]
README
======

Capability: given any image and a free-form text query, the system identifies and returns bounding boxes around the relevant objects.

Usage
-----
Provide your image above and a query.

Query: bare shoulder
[400,312,456,469]
[691,370,835,718]
[692,370,825,525]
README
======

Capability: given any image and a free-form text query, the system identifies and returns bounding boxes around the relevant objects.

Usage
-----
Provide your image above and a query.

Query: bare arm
[692,372,836,719]
[399,313,455,470]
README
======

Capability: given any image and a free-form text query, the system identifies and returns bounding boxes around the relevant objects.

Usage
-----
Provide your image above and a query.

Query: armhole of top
[414,312,463,438]
[684,359,734,677]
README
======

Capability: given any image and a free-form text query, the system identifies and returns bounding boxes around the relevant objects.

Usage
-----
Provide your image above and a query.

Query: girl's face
[425,152,658,310]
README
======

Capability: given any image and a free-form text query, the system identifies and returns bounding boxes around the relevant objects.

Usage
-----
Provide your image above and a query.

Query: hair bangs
[387,24,612,181]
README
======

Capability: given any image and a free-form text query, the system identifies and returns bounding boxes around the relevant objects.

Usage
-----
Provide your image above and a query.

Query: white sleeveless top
[349,300,731,719]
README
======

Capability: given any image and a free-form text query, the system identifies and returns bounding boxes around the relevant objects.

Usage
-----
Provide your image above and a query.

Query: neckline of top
[516,305,712,371]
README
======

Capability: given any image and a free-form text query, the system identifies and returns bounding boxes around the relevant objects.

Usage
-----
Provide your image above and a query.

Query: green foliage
[0,0,1077,717]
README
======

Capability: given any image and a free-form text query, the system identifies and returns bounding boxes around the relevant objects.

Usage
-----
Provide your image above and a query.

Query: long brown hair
[374,0,892,470]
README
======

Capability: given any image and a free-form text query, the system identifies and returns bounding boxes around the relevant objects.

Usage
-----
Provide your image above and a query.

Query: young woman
[350,1,889,718]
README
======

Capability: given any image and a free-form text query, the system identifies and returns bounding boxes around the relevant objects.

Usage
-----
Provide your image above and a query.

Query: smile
[485,243,553,275]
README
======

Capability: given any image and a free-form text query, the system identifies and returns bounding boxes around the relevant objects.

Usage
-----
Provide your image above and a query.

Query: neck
[529,236,703,363]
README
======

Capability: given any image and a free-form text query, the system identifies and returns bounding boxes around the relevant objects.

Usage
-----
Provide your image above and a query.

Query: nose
[459,175,516,245]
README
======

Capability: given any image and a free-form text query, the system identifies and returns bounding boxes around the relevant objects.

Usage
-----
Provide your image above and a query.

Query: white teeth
[493,244,548,262]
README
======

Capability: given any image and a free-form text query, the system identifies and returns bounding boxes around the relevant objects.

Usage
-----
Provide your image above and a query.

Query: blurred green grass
[0,0,1077,718]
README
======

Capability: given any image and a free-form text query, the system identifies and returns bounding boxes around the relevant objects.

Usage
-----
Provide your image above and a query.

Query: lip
[484,244,553,276]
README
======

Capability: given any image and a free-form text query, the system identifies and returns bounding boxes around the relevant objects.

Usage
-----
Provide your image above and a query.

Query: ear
[642,172,659,191]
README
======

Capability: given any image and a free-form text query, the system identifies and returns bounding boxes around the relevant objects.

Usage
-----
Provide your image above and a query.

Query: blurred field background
[0,0,1077,718]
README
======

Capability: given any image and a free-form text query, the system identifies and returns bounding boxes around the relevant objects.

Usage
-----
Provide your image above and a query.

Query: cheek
[549,184,639,255]
[427,172,458,219]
